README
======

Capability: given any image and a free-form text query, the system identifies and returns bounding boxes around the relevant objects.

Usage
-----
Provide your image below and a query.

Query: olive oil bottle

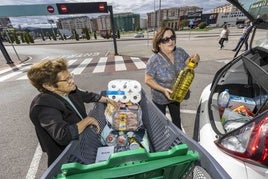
[171,58,197,102]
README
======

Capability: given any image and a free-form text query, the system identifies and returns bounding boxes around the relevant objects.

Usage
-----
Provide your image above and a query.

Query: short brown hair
[152,27,176,53]
[27,58,68,92]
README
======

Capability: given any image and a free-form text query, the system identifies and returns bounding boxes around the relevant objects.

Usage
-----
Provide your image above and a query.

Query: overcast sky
[0,0,228,26]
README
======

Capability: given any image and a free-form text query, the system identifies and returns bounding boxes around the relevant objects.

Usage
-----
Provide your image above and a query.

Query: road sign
[56,2,108,14]
[47,5,55,14]
[0,4,59,17]
[0,3,108,17]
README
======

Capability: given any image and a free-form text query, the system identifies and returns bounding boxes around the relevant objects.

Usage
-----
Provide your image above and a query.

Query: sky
[0,0,228,27]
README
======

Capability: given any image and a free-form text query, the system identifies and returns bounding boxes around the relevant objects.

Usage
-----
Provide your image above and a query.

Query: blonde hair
[27,58,68,92]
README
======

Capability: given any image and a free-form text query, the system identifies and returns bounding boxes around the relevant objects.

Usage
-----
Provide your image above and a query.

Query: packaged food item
[112,110,141,131]
[233,105,254,117]
[221,108,251,124]
[228,95,256,111]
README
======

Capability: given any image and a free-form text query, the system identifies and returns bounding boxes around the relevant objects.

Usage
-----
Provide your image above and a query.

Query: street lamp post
[158,0,161,28]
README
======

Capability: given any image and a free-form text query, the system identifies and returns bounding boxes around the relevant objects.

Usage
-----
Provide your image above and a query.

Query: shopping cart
[41,89,231,179]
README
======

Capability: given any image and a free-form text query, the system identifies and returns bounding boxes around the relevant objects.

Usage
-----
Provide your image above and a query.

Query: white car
[134,32,144,38]
[194,0,268,178]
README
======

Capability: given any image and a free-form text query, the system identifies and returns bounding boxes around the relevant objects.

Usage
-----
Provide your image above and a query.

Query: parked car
[193,0,268,179]
[134,32,144,38]
[237,23,245,28]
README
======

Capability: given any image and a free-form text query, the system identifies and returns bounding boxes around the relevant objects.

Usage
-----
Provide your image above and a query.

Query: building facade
[211,3,247,26]
[57,16,93,36]
[147,6,203,30]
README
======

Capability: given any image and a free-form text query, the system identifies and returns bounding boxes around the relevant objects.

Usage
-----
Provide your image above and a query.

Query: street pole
[0,33,14,64]
[108,5,118,55]
[158,0,161,28]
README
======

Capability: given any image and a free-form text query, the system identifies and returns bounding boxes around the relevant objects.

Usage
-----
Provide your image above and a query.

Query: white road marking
[71,58,92,75]
[114,56,126,71]
[181,109,197,114]
[0,65,30,82]
[0,63,24,75]
[25,143,42,179]
[130,57,146,69]
[93,57,107,73]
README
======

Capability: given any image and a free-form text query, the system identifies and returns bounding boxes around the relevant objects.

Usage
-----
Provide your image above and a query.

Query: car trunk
[211,46,268,134]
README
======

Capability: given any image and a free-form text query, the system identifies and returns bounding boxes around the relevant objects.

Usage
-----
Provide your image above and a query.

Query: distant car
[193,0,268,179]
[237,23,245,28]
[134,32,144,38]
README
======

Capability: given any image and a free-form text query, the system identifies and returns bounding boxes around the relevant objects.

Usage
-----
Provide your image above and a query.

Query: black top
[29,87,101,166]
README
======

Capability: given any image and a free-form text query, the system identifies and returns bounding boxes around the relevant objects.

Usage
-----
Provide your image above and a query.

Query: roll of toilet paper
[130,81,141,93]
[130,93,141,103]
[108,81,120,91]
[119,81,131,92]
[108,95,120,102]
[120,95,130,103]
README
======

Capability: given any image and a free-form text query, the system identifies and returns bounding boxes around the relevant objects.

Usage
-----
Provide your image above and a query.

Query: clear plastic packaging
[112,109,142,131]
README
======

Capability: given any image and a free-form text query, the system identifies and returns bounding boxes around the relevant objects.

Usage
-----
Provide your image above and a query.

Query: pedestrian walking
[218,24,230,49]
[232,20,252,51]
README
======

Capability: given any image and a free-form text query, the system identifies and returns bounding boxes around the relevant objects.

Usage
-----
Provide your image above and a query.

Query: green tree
[94,31,97,40]
[46,32,51,40]
[72,29,79,41]
[20,33,25,43]
[198,22,207,29]
[23,32,30,44]
[83,27,90,40]
[13,30,20,44]
[179,20,188,29]
[52,32,57,41]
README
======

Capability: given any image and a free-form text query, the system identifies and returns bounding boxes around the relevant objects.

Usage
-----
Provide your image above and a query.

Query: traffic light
[56,2,108,14]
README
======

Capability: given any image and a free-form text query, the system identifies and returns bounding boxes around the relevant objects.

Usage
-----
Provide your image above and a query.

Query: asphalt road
[0,29,240,178]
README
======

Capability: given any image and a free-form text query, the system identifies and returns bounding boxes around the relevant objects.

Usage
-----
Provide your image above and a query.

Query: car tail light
[215,111,268,167]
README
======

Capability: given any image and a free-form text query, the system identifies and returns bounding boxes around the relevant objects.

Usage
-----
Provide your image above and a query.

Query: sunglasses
[160,35,176,44]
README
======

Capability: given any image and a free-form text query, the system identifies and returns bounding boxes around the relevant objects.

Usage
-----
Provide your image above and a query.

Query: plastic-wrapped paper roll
[130,81,142,93]
[108,81,120,91]
[119,81,131,92]
[120,95,130,103]
[108,95,120,102]
[130,93,141,103]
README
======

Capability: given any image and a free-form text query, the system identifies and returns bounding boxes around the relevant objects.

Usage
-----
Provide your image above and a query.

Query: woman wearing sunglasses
[145,27,200,130]
[27,58,119,167]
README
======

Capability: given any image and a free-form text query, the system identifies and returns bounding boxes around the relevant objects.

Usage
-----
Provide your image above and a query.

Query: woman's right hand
[163,88,173,100]
[77,116,100,134]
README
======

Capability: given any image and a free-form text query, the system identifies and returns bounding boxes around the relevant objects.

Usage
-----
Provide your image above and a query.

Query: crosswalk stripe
[17,75,28,80]
[0,65,30,82]
[68,59,77,66]
[130,57,146,69]
[114,56,126,71]
[71,58,92,75]
[0,63,24,75]
[93,57,107,73]
[0,56,148,82]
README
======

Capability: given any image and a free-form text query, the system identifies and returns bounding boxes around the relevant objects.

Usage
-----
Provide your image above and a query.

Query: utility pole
[158,0,161,28]
[108,6,118,55]
[0,33,13,64]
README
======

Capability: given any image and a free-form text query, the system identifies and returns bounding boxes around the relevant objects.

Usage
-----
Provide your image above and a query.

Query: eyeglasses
[160,35,176,44]
[57,74,74,84]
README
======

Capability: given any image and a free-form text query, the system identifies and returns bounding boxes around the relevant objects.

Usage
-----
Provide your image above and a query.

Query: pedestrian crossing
[0,54,148,83]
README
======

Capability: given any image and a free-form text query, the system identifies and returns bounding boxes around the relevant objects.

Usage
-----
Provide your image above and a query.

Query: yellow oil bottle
[170,58,197,102]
